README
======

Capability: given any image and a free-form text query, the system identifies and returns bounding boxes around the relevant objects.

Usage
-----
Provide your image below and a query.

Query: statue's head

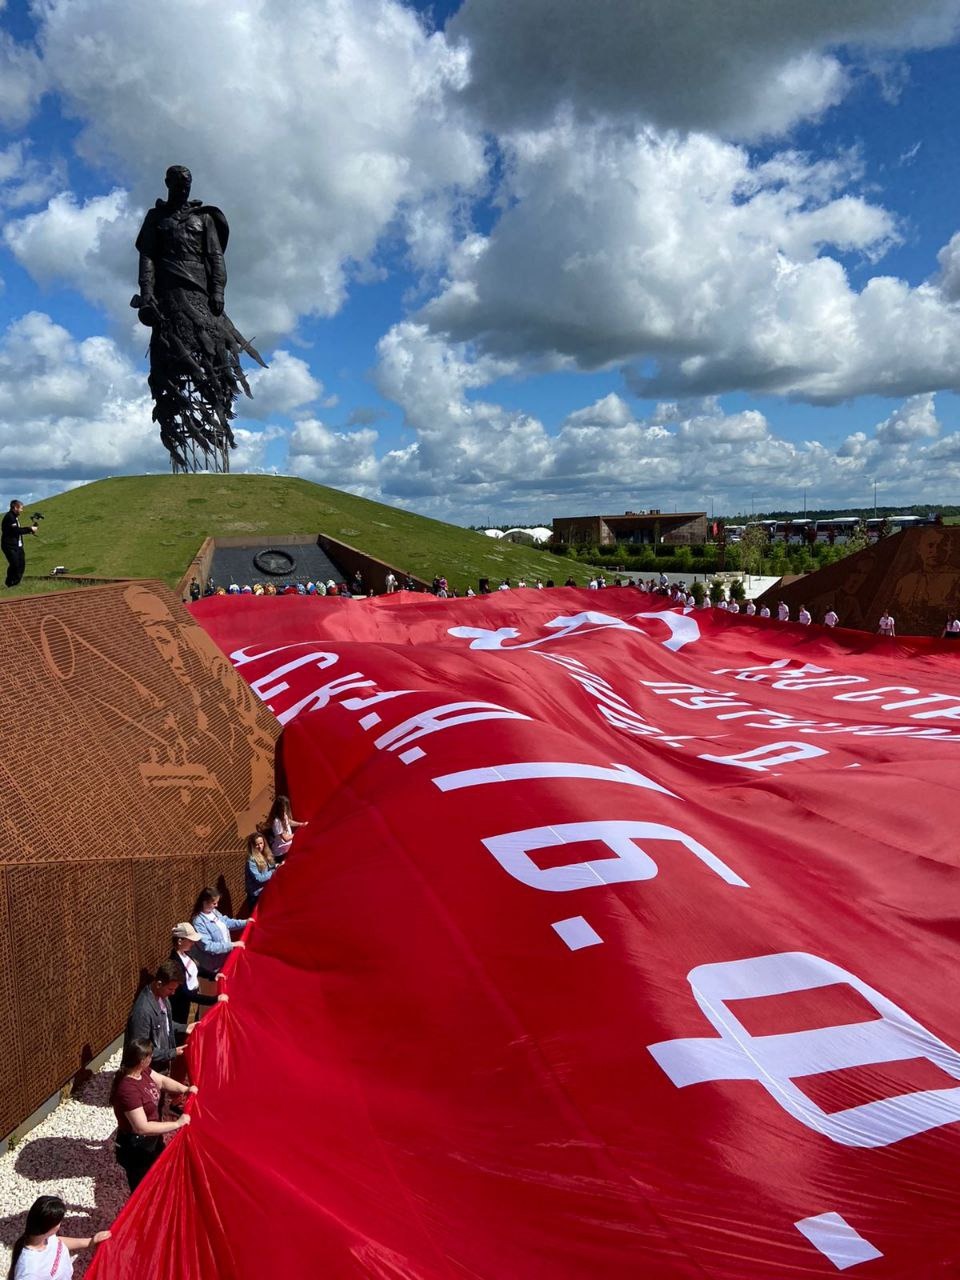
[164,165,193,200]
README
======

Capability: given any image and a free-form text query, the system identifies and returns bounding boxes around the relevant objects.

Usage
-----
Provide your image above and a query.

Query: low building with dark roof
[552,510,708,548]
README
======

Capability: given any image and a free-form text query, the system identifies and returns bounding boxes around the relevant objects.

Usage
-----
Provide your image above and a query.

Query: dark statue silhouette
[132,165,266,473]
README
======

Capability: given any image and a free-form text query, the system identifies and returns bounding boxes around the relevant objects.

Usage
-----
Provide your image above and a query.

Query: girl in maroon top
[111,1038,195,1192]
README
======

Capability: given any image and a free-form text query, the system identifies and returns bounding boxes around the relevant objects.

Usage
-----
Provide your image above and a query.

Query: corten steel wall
[658,514,708,546]
[552,517,606,546]
[0,581,278,1138]
[316,532,430,592]
[754,525,960,637]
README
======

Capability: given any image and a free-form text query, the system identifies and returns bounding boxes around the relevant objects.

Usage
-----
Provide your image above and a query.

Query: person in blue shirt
[190,886,248,978]
[244,831,276,906]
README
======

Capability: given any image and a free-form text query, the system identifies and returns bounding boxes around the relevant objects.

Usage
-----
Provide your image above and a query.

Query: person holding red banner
[190,888,247,977]
[267,794,306,862]
[111,1039,193,1192]
[244,831,277,904]
[8,1196,111,1279]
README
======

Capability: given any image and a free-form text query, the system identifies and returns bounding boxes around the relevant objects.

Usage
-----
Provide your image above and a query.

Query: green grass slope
[4,474,591,595]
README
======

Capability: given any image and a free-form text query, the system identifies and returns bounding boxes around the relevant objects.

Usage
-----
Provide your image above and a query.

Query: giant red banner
[91,591,960,1278]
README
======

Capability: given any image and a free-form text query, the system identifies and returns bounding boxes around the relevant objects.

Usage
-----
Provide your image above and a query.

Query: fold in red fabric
[89,590,960,1278]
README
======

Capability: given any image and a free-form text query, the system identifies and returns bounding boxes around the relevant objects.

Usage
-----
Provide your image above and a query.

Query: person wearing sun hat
[169,921,218,1041]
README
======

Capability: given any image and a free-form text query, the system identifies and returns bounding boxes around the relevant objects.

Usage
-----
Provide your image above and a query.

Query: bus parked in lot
[736,514,933,545]
[814,517,860,543]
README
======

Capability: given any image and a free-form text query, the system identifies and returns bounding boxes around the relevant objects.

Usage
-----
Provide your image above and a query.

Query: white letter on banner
[433,760,675,797]
[374,702,531,763]
[834,685,918,704]
[275,673,376,725]
[482,820,747,891]
[250,651,338,700]
[698,742,827,771]
[648,952,960,1148]
[231,642,309,668]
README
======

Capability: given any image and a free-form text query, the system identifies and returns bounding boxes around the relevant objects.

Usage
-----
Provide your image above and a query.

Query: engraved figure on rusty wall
[133,165,266,474]
[896,528,957,617]
[122,585,275,841]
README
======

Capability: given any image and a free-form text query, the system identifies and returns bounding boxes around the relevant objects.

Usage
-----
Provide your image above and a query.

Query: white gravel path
[0,1053,128,1277]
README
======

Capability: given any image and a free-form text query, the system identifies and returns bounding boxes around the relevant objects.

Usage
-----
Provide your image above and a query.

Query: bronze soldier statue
[133,165,265,472]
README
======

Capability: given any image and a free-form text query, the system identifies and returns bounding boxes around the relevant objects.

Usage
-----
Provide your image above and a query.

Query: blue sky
[2,0,960,522]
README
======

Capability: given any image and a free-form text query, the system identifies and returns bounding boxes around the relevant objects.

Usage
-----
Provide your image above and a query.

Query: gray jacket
[125,985,176,1066]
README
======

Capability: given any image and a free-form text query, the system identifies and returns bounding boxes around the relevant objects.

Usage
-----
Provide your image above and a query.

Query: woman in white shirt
[267,794,307,862]
[169,922,218,1038]
[8,1196,110,1279]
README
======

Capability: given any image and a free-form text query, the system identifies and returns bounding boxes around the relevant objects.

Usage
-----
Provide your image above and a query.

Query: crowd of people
[187,569,376,599]
[6,795,307,1277]
[183,566,960,637]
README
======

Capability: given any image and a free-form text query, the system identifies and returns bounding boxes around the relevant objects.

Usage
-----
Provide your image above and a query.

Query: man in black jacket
[1,500,38,588]
[124,960,182,1077]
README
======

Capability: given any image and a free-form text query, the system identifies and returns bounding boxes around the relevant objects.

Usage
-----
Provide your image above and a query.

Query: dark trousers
[3,546,24,588]
[114,1133,162,1193]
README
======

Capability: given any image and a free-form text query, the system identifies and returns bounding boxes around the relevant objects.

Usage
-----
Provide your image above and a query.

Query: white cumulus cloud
[449,0,960,139]
[4,0,486,341]
[0,311,162,481]
[416,122,960,403]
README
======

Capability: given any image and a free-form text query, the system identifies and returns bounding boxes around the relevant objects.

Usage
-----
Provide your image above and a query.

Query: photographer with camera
[2,500,39,588]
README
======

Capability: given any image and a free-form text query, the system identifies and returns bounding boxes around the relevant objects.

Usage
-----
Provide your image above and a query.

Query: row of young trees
[551,535,862,576]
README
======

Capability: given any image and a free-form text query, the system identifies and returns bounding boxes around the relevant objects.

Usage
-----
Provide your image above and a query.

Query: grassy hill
[4,474,591,595]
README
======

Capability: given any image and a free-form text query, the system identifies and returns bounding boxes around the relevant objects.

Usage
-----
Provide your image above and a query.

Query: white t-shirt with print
[824,611,838,627]
[14,1237,73,1279]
